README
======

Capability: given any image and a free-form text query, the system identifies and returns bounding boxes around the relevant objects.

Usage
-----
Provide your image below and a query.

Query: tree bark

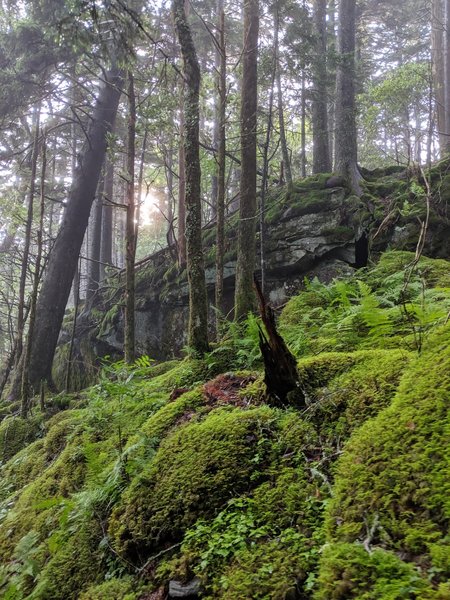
[15,111,40,366]
[100,155,114,280]
[335,0,362,195]
[85,175,104,304]
[444,0,450,150]
[432,0,446,153]
[275,3,292,186]
[125,72,137,364]
[215,1,227,333]
[312,0,331,173]
[234,0,259,320]
[21,134,47,416]
[177,75,187,266]
[173,0,210,355]
[9,64,123,398]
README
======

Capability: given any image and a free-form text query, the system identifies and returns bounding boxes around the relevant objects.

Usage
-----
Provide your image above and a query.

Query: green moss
[325,325,450,581]
[314,543,435,599]
[109,407,286,560]
[210,536,313,600]
[365,250,450,289]
[79,577,145,600]
[305,349,412,443]
[139,387,204,441]
[32,523,103,600]
[0,414,43,462]
[0,439,46,501]
[43,410,83,458]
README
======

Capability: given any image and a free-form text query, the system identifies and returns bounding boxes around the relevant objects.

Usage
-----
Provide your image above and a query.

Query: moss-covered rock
[109,407,285,559]
[79,577,145,600]
[324,325,450,585]
[0,413,43,463]
[314,542,437,599]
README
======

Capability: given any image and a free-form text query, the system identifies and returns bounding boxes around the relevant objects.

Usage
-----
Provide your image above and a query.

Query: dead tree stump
[253,275,305,408]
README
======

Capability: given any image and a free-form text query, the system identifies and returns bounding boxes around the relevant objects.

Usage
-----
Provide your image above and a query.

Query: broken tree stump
[253,275,305,408]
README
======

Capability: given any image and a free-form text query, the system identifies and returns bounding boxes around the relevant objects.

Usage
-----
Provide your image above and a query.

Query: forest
[0,0,449,598]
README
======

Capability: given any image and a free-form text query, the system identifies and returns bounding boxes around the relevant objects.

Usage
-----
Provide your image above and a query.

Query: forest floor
[0,250,449,599]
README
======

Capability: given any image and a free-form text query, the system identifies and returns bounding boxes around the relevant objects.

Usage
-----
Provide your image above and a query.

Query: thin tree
[215,0,227,333]
[125,71,137,364]
[234,0,260,320]
[21,134,46,416]
[275,1,292,185]
[335,0,362,194]
[173,0,210,354]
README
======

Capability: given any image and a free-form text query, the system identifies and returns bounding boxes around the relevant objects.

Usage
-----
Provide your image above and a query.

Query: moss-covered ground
[0,251,449,599]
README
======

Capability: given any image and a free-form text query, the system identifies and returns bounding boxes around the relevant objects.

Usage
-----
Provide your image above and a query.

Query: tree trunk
[432,0,446,153]
[444,0,450,150]
[234,0,259,320]
[328,0,337,164]
[173,0,210,355]
[301,69,307,177]
[9,64,123,398]
[85,174,104,305]
[312,0,331,173]
[21,134,47,416]
[16,111,40,367]
[125,72,137,364]
[335,0,362,195]
[177,77,187,266]
[275,3,292,186]
[100,155,114,280]
[215,1,227,333]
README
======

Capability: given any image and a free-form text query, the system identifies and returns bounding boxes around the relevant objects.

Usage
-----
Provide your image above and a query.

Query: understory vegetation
[0,250,449,599]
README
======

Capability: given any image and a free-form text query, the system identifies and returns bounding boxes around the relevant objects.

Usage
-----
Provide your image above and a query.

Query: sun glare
[140,190,161,225]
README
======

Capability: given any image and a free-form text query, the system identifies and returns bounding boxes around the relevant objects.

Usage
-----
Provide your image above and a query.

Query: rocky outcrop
[98,184,361,360]
[55,167,450,380]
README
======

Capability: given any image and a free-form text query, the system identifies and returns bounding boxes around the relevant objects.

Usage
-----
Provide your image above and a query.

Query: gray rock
[169,577,201,598]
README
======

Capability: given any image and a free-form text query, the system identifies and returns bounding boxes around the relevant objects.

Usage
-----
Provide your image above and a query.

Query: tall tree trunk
[21,136,47,416]
[432,0,446,153]
[312,0,331,173]
[85,175,104,305]
[444,0,450,151]
[328,0,337,164]
[275,3,292,186]
[260,6,277,294]
[9,65,123,398]
[177,75,187,266]
[16,111,40,367]
[100,155,114,280]
[234,0,259,320]
[125,72,137,364]
[215,0,227,332]
[335,0,361,194]
[301,69,307,177]
[173,0,210,355]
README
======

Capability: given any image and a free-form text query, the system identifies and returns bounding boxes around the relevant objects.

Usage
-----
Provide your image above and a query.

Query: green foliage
[280,251,450,356]
[0,251,448,598]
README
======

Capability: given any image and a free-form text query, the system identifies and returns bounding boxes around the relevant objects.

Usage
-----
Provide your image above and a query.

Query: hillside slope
[0,251,449,599]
